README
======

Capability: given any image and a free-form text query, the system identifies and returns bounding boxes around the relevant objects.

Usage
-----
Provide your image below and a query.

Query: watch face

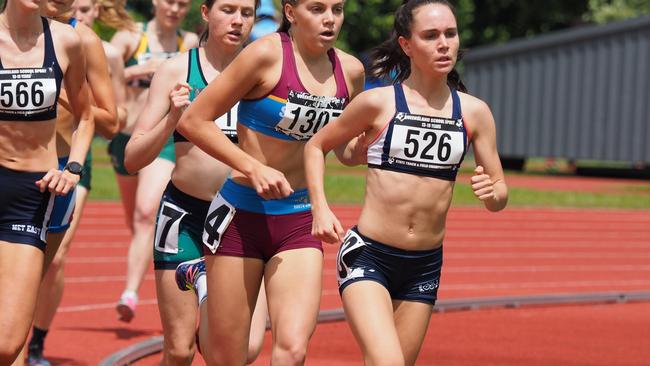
[66,162,83,175]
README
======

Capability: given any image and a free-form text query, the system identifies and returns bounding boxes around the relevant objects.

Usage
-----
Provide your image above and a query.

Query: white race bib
[275,90,345,140]
[154,201,188,254]
[0,68,57,116]
[202,193,236,254]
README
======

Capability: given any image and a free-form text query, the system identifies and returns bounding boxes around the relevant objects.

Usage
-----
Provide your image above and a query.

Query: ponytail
[96,0,136,31]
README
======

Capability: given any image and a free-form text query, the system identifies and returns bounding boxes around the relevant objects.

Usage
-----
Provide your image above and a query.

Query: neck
[148,18,177,39]
[403,66,450,105]
[1,4,42,34]
[289,30,329,64]
[204,39,240,71]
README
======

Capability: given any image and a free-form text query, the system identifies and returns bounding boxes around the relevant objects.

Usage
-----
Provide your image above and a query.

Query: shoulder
[49,20,82,52]
[237,33,283,66]
[110,26,142,46]
[352,85,394,111]
[180,30,199,48]
[457,91,495,132]
[102,41,121,60]
[156,49,190,80]
[73,22,103,50]
[334,48,365,78]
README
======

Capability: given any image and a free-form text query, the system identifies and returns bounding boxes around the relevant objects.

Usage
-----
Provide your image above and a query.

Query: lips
[320,30,335,41]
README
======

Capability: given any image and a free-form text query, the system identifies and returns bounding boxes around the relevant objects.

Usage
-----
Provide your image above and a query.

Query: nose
[323,9,335,25]
[170,2,180,13]
[232,10,243,25]
[438,34,449,51]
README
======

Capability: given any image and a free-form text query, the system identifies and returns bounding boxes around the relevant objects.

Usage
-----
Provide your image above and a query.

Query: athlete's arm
[103,42,128,131]
[465,95,508,212]
[38,27,94,195]
[332,52,367,166]
[124,56,186,173]
[109,28,153,82]
[305,88,385,244]
[177,37,292,200]
[77,23,119,139]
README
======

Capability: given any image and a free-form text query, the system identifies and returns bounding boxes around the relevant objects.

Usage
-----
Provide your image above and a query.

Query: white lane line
[322,265,650,276]
[57,299,158,313]
[64,275,155,284]
[321,279,650,296]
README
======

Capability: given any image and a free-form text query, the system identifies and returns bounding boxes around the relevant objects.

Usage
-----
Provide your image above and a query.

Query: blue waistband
[58,156,69,170]
[220,178,310,215]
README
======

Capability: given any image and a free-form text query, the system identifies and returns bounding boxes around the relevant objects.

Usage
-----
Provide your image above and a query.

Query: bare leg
[203,255,264,366]
[156,270,198,366]
[0,243,44,364]
[342,281,404,366]
[265,248,322,366]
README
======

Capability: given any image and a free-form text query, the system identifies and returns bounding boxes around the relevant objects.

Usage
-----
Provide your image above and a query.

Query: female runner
[124,0,267,363]
[109,0,198,321]
[177,0,366,364]
[0,0,92,363]
[304,1,508,364]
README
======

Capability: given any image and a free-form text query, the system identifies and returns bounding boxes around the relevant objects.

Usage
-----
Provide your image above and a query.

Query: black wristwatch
[64,161,84,177]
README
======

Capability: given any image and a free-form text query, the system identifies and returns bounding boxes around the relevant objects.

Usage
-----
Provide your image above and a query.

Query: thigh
[342,281,403,363]
[264,248,322,344]
[155,270,198,352]
[392,300,434,366]
[204,255,264,363]
[115,174,138,227]
[0,241,44,347]
[136,159,174,214]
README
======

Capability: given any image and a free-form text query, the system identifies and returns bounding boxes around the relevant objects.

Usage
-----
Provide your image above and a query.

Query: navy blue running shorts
[337,226,443,305]
[0,166,54,251]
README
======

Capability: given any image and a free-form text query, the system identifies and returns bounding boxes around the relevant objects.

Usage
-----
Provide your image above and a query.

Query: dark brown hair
[369,0,466,92]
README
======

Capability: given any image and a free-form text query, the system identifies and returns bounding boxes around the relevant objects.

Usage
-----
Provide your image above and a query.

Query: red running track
[39,202,650,365]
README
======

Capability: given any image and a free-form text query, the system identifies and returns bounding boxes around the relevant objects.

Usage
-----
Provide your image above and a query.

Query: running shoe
[27,345,51,366]
[116,292,138,323]
[175,257,206,292]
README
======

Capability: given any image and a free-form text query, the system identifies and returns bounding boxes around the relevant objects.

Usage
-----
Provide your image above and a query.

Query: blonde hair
[96,0,136,31]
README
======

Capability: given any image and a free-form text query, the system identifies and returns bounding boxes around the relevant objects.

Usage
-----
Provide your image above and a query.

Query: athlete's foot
[27,343,51,366]
[116,290,138,322]
[175,257,206,292]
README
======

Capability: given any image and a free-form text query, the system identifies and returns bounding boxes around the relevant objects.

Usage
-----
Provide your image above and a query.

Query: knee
[365,352,405,366]
[133,204,157,229]
[272,338,308,365]
[246,342,263,365]
[0,340,24,365]
[164,345,195,366]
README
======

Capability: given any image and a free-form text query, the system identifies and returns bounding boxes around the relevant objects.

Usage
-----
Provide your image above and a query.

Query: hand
[311,207,344,245]
[471,165,495,201]
[142,57,166,77]
[248,163,294,200]
[35,169,79,196]
[169,82,192,121]
[350,132,368,165]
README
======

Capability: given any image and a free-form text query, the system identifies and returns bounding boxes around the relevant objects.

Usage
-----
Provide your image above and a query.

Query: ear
[397,35,411,57]
[284,2,296,26]
[200,3,209,23]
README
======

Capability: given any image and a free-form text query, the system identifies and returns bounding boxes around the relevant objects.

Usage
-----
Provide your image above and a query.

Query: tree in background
[112,0,647,53]
[586,0,650,23]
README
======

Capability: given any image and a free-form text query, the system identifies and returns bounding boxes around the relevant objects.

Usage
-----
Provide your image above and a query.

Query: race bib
[202,193,236,254]
[275,90,345,140]
[336,229,367,285]
[154,201,188,254]
[0,67,57,117]
[388,112,465,170]
[190,87,238,143]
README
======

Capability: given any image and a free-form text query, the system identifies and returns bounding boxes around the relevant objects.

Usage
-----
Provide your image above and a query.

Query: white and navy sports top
[0,17,63,122]
[367,83,469,181]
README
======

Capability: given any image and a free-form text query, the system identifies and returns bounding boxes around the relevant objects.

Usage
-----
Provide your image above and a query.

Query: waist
[220,178,310,215]
[163,181,211,216]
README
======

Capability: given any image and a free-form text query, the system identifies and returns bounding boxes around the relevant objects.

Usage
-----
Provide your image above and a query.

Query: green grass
[87,139,650,208]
